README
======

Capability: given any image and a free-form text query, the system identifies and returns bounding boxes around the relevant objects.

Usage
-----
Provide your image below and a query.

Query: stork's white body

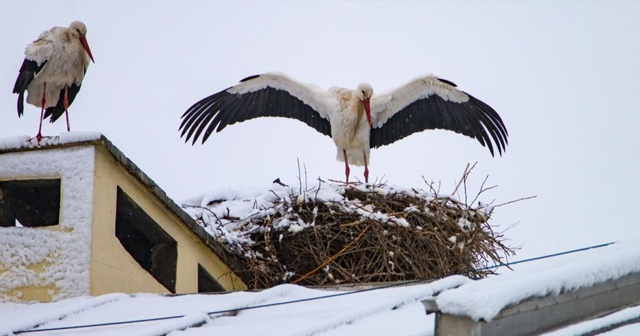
[329,87,371,167]
[24,25,91,109]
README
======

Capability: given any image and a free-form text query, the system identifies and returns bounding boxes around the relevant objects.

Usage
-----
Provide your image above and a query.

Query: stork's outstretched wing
[180,72,334,145]
[370,75,508,156]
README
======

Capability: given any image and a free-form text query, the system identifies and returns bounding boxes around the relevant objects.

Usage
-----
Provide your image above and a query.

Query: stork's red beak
[363,98,372,128]
[79,35,95,63]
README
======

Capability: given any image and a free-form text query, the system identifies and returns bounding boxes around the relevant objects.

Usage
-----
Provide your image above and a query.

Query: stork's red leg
[343,149,350,185]
[35,83,46,143]
[64,85,71,132]
[363,151,369,183]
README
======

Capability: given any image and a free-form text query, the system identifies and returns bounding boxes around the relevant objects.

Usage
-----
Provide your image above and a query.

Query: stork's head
[355,83,373,128]
[69,21,95,63]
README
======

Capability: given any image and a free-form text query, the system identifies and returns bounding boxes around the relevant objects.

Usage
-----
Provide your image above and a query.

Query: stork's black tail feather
[44,84,82,123]
[17,92,25,117]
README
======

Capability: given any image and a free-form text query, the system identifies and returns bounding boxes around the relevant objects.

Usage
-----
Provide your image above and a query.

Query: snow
[0,293,127,335]
[542,305,640,336]
[0,277,467,336]
[3,238,639,336]
[435,239,640,322]
[0,143,96,301]
[0,132,101,152]
[599,321,640,336]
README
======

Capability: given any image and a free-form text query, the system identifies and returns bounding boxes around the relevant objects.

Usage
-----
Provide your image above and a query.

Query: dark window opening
[115,187,177,293]
[198,264,225,293]
[0,179,61,228]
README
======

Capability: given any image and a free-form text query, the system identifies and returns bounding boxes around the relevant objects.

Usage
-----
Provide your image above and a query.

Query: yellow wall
[89,146,246,295]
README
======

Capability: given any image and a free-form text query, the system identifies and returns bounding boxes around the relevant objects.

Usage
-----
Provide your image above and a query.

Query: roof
[2,238,640,335]
[0,133,251,284]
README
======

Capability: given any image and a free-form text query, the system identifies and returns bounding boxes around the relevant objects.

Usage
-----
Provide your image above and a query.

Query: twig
[470,175,497,206]
[297,158,302,196]
[328,178,361,185]
[269,190,282,201]
[451,163,470,197]
[339,219,366,228]
[291,221,373,284]
[315,178,322,202]
[422,176,440,195]
[304,162,308,194]
[494,196,537,208]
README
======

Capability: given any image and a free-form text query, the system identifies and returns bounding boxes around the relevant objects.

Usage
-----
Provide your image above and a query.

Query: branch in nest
[494,195,537,208]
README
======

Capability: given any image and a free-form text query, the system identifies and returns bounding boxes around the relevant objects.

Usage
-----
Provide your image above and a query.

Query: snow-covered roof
[435,239,640,321]
[0,133,103,152]
[2,239,640,335]
[0,278,462,336]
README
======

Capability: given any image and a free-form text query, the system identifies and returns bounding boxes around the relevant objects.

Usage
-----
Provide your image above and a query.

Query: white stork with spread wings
[13,21,95,142]
[180,73,508,184]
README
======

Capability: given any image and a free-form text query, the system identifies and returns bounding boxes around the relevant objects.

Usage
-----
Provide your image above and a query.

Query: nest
[254,191,512,288]
[185,170,516,290]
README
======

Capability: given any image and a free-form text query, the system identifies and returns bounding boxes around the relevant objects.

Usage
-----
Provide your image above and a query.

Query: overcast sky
[1,1,639,261]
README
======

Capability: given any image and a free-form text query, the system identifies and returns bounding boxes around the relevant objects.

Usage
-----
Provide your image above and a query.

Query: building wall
[90,146,246,296]
[0,146,95,302]
[0,140,246,302]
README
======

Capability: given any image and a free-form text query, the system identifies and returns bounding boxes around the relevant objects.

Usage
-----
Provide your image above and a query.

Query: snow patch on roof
[0,132,101,152]
[435,239,640,322]
[542,304,640,336]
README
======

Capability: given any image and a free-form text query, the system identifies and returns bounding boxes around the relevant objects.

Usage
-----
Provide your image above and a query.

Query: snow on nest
[180,179,506,288]
[0,132,102,152]
[181,181,443,253]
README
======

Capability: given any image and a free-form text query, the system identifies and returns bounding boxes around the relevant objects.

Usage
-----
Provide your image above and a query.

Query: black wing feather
[187,98,222,143]
[13,59,47,117]
[183,95,227,141]
[463,96,508,153]
[222,91,258,130]
[43,84,82,123]
[370,92,508,156]
[180,91,225,134]
[179,76,332,145]
[201,94,239,144]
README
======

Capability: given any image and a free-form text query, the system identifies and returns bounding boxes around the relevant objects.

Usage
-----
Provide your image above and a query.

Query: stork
[13,21,95,142]
[179,73,508,184]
